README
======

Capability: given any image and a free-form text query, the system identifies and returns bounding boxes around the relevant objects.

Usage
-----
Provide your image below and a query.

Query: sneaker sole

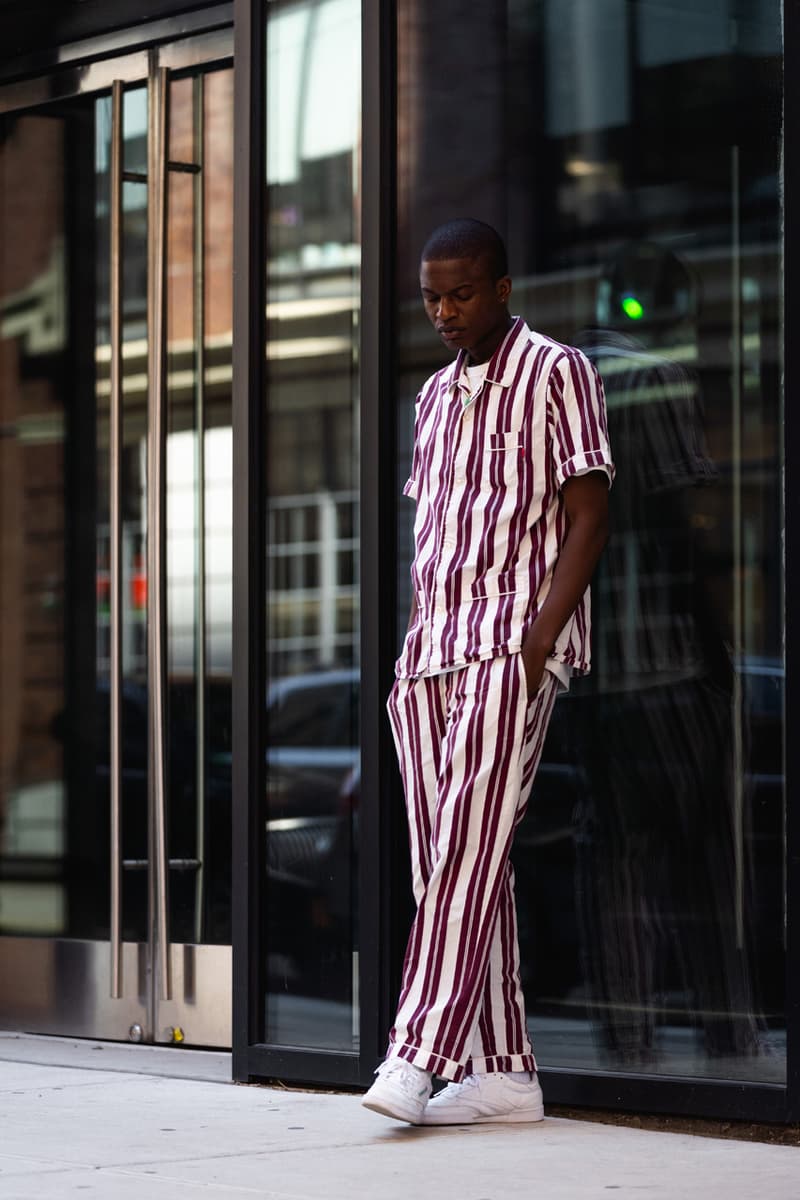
[361,1093,426,1125]
[422,1105,544,1126]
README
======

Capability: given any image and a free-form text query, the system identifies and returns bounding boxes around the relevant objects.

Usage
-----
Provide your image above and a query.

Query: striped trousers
[386,652,559,1082]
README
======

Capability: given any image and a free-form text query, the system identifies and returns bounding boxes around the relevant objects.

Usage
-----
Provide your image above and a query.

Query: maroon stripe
[524,681,558,782]
[527,508,550,616]
[478,983,494,1059]
[498,877,517,1052]
[574,352,603,446]
[406,682,435,880]
[488,315,524,382]
[553,363,577,461]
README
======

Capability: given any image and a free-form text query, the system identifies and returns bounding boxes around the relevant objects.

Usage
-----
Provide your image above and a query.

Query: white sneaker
[422,1071,545,1125]
[361,1059,432,1124]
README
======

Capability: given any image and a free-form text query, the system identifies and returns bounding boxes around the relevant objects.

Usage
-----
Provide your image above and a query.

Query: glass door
[0,32,234,1046]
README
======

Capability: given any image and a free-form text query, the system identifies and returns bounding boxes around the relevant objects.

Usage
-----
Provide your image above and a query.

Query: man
[362,219,614,1125]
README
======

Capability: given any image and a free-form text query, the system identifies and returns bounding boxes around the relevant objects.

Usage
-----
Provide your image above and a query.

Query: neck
[466,313,513,365]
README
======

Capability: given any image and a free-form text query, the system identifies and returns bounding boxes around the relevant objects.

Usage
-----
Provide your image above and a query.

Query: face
[420,254,512,363]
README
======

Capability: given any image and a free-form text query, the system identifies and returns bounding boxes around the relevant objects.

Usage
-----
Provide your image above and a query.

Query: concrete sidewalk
[0,1034,796,1200]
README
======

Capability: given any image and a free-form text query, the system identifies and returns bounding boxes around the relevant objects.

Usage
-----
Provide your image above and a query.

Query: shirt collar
[445,315,529,395]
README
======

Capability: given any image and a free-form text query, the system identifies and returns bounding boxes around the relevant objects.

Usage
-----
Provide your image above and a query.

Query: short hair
[421,218,508,281]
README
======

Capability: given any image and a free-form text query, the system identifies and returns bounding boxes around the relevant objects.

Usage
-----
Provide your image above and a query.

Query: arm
[520,471,610,697]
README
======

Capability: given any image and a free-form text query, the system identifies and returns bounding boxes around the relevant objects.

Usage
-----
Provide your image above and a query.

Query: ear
[496,275,512,305]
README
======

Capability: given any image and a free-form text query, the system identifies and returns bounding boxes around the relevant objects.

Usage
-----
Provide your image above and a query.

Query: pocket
[534,667,552,697]
[481,430,526,491]
[386,675,408,710]
[470,570,517,600]
[518,651,551,703]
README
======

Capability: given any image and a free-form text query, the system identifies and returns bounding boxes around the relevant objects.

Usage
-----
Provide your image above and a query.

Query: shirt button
[454,471,465,484]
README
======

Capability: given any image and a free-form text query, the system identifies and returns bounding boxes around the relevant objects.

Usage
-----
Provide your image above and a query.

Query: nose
[437,295,457,322]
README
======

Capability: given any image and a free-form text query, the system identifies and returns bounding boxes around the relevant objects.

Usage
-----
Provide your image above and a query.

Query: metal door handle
[148,64,171,1001]
[109,79,124,1000]
[191,71,208,947]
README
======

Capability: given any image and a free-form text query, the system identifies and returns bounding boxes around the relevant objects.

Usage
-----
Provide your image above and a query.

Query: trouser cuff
[387,1042,469,1083]
[387,1043,537,1082]
[466,1052,538,1076]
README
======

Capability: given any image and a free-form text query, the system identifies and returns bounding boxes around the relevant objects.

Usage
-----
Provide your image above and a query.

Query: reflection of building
[394,0,787,1116]
[0,0,794,1128]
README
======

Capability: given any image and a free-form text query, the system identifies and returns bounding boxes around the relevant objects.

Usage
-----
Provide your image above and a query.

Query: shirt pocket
[481,430,526,492]
[470,569,517,600]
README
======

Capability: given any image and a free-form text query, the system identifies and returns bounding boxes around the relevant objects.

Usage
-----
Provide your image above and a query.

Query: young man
[362,219,614,1125]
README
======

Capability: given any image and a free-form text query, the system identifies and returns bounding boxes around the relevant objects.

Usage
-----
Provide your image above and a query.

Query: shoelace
[434,1073,479,1100]
[380,1061,428,1096]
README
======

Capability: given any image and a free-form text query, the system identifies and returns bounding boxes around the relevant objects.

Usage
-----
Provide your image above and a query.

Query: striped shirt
[397,316,614,680]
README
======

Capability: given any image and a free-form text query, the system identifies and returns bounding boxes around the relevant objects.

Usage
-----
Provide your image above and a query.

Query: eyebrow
[420,281,474,296]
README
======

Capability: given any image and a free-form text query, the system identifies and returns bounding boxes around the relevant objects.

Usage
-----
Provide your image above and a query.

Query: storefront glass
[396,0,784,1083]
[262,0,362,1051]
[0,107,77,940]
[0,49,235,1046]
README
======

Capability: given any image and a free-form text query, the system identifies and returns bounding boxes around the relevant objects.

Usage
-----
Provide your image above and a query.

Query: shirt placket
[427,393,475,672]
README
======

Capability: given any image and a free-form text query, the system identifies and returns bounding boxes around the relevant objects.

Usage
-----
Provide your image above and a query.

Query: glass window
[0,69,235,957]
[263,0,362,1051]
[0,111,74,938]
[396,0,784,1084]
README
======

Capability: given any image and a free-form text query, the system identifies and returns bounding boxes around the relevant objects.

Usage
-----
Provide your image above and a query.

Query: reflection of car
[265,669,358,884]
[87,677,233,945]
[264,669,359,997]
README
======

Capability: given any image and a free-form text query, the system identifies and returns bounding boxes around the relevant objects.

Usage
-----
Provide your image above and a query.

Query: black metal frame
[230,0,399,1089]
[783,0,800,1130]
[0,2,231,84]
[231,0,266,1085]
[356,0,405,1084]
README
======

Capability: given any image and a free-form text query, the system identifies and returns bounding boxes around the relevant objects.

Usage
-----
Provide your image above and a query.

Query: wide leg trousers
[386,652,559,1081]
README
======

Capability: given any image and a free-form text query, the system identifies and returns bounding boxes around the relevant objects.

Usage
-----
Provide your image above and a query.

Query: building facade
[0,0,795,1122]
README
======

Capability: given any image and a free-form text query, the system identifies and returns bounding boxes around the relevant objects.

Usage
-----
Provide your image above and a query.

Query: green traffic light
[621,295,644,320]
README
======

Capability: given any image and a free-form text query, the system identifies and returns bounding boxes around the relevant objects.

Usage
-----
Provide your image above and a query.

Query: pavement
[0,1033,796,1200]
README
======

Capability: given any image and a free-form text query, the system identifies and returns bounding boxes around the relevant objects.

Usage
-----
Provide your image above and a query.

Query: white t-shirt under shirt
[461,360,488,407]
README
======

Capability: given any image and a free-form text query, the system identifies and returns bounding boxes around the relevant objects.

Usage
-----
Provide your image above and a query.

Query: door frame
[230,0,399,1087]
[0,21,236,1050]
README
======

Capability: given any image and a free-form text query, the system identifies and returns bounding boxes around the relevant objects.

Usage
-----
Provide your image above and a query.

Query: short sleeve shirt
[397,316,614,680]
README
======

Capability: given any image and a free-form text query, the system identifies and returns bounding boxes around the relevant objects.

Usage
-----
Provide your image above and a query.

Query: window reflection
[264,0,361,1051]
[0,69,235,957]
[0,112,71,937]
[397,0,783,1082]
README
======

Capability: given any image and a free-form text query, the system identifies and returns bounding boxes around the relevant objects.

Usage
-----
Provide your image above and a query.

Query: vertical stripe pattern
[386,655,559,1081]
[398,317,614,681]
